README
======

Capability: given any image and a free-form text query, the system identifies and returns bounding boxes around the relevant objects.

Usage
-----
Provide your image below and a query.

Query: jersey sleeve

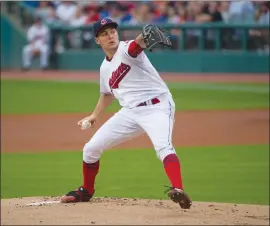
[121,40,146,62]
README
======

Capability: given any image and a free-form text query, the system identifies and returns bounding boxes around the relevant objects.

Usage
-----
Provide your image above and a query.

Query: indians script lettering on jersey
[109,63,131,89]
[100,41,170,108]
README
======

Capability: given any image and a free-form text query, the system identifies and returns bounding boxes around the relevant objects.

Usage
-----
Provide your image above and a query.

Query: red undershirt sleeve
[127,41,144,58]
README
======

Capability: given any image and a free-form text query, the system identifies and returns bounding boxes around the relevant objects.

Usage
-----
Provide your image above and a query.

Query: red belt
[137,98,160,107]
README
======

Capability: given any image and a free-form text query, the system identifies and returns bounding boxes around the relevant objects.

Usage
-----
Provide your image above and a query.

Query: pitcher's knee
[155,145,176,162]
[83,140,103,164]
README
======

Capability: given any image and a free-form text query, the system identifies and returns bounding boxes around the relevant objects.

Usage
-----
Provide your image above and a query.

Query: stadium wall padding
[1,14,27,69]
[1,14,269,73]
[56,50,269,73]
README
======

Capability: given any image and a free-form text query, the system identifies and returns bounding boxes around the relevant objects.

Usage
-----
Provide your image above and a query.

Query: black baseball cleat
[60,186,94,203]
[165,186,192,209]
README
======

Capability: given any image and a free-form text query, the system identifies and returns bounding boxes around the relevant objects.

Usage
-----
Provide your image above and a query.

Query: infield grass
[1,145,269,205]
[1,80,269,114]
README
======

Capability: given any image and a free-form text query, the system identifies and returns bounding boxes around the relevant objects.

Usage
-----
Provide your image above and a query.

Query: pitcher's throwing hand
[78,115,97,130]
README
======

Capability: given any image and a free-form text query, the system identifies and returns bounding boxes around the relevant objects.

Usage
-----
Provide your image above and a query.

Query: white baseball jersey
[56,3,77,24]
[27,24,49,48]
[100,40,170,108]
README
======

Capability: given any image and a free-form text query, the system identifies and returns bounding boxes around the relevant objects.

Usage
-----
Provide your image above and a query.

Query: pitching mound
[1,197,269,225]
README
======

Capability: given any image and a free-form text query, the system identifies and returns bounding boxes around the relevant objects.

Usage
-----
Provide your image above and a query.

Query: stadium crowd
[23,1,269,27]
[19,1,269,53]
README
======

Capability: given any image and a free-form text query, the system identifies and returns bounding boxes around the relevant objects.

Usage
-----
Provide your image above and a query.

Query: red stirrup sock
[83,160,100,195]
[163,154,183,189]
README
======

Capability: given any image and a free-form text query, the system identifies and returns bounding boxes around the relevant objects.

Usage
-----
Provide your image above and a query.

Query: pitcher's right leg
[61,111,143,203]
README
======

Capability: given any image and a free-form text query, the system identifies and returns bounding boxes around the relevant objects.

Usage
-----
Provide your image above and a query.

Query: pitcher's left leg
[136,96,192,209]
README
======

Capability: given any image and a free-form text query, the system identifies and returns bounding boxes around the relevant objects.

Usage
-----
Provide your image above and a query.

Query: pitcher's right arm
[78,93,114,127]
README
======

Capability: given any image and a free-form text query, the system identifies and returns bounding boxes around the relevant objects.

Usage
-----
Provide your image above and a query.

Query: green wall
[1,14,27,69]
[57,50,269,73]
[1,14,269,73]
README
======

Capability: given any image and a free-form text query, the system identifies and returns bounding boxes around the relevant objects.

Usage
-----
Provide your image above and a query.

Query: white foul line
[25,201,60,206]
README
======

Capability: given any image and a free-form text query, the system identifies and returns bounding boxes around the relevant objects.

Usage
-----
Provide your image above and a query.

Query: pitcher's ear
[95,37,100,45]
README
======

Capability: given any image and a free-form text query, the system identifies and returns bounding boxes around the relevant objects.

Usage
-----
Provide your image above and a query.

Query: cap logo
[101,19,107,25]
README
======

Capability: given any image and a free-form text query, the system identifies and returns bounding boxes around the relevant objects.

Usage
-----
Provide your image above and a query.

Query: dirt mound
[1,197,269,225]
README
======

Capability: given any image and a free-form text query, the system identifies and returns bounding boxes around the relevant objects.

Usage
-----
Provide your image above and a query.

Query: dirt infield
[1,197,269,225]
[1,71,269,225]
[1,110,269,153]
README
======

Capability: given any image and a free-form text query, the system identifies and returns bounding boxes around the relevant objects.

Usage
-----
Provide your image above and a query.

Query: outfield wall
[57,50,269,73]
[1,14,27,69]
[1,14,269,73]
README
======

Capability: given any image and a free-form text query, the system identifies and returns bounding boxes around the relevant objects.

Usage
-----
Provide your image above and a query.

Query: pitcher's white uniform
[83,40,176,163]
[22,23,50,69]
[61,18,192,209]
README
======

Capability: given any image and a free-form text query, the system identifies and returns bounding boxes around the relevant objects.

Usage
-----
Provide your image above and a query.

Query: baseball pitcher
[61,18,192,209]
[22,16,50,70]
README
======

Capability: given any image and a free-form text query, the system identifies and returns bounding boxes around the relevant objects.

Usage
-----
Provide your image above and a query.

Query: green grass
[1,145,269,205]
[1,80,269,114]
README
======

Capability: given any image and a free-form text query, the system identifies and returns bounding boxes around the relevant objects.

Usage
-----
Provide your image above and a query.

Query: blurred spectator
[45,6,58,25]
[220,1,231,23]
[258,1,270,24]
[85,5,100,24]
[167,6,179,24]
[204,2,223,49]
[56,1,77,25]
[228,1,255,24]
[108,3,123,24]
[68,5,88,49]
[206,2,223,22]
[153,2,169,24]
[177,6,188,23]
[258,1,270,49]
[184,2,206,49]
[52,1,61,8]
[70,5,88,27]
[119,4,133,24]
[35,1,53,20]
[184,2,224,49]
[249,1,269,51]
[129,2,153,25]
[22,16,50,70]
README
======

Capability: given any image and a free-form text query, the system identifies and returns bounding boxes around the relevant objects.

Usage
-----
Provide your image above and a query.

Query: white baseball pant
[83,93,176,164]
[22,41,49,68]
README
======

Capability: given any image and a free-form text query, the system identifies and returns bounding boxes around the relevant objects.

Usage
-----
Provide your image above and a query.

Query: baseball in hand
[81,120,91,130]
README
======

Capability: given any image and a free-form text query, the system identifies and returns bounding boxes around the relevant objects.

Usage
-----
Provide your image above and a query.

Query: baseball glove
[142,24,172,52]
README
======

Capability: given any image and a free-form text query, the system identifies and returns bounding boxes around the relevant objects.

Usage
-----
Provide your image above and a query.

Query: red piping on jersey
[128,41,144,58]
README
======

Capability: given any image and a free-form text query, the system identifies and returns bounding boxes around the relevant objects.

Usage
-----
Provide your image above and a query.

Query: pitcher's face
[95,27,119,51]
